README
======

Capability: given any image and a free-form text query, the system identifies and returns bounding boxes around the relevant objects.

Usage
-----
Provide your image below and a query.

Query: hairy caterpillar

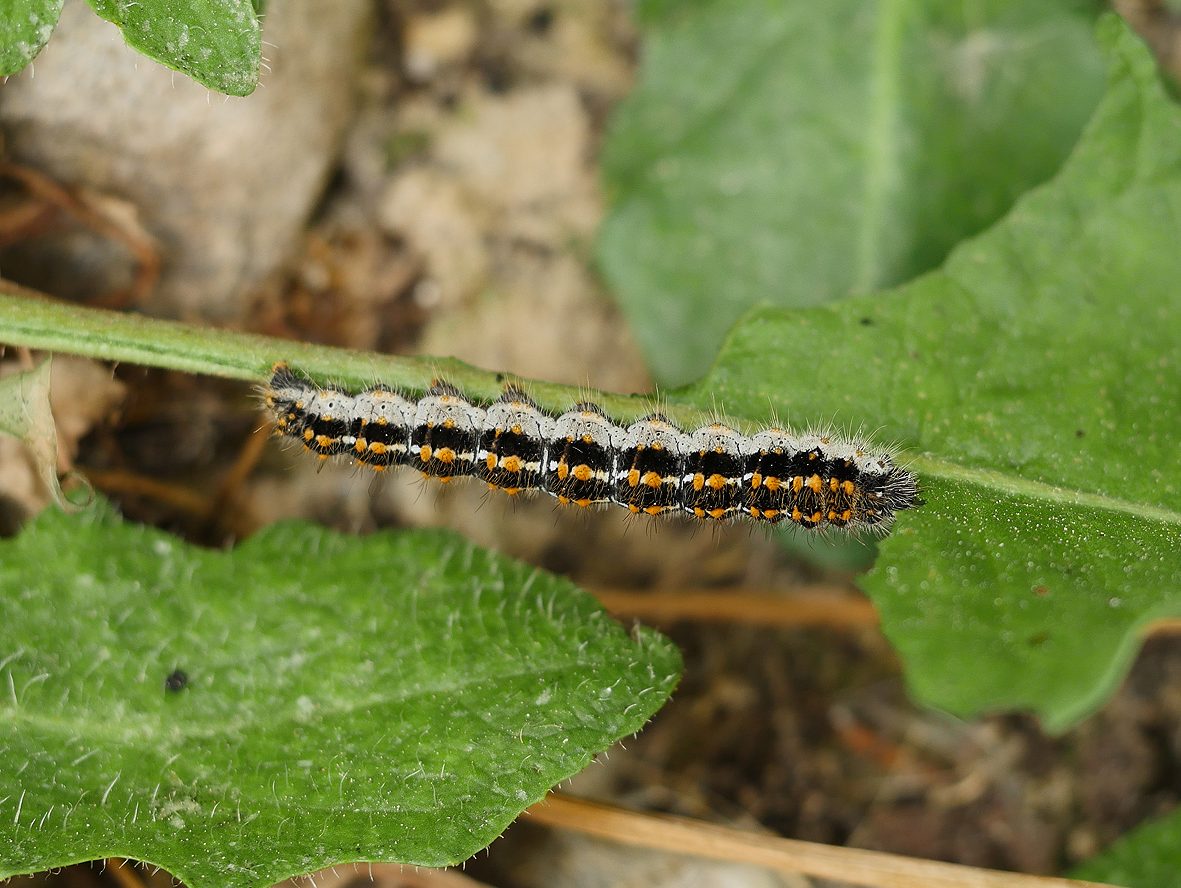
[262,363,920,533]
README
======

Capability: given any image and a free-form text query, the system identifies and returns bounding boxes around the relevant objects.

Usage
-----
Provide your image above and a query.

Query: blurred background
[2,1,1181,886]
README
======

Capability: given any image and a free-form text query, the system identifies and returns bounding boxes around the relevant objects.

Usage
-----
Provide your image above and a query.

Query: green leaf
[670,16,1181,731]
[0,0,63,74]
[0,502,680,887]
[84,0,260,96]
[599,0,1109,385]
[0,359,67,508]
[1070,808,1181,887]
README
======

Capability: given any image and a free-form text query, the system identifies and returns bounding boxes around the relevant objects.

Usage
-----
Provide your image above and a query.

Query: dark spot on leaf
[1027,631,1050,647]
[495,372,506,383]
[859,317,873,326]
[1075,429,1086,438]
[1033,585,1050,597]
[165,669,189,692]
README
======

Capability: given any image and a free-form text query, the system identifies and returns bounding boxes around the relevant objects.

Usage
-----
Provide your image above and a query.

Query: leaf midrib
[910,452,1181,527]
[855,0,906,293]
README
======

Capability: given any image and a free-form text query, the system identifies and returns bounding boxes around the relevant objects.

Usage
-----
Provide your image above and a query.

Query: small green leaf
[84,0,260,96]
[1070,808,1181,887]
[599,0,1109,384]
[0,502,680,887]
[0,359,67,508]
[666,16,1181,730]
[0,0,63,74]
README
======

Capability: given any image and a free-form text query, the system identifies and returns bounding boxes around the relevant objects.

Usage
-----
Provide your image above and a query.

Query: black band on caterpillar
[262,363,920,533]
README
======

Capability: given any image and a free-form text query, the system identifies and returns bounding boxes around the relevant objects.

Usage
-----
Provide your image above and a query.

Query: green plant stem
[0,284,659,421]
[0,284,422,386]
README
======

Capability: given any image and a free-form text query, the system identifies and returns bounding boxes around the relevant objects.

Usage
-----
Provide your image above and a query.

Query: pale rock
[403,7,479,82]
[378,166,490,312]
[435,84,593,230]
[0,0,372,320]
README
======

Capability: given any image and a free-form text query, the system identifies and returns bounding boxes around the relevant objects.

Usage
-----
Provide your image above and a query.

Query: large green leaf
[0,502,679,887]
[1070,808,1181,887]
[0,0,63,74]
[599,0,1109,385]
[665,16,1181,731]
[84,0,260,96]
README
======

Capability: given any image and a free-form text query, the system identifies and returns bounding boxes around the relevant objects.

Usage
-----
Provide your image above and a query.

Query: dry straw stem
[103,858,146,888]
[527,794,1117,888]
[596,587,1181,641]
[593,586,879,628]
